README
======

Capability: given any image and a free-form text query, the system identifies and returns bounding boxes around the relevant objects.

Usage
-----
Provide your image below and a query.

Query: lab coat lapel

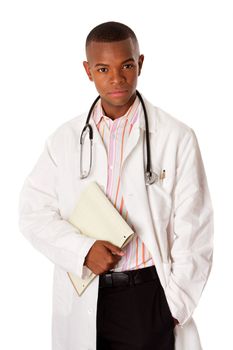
[121,126,167,288]
[79,102,167,287]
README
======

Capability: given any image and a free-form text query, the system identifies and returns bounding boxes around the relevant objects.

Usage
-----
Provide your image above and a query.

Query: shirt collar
[90,94,157,134]
[92,96,141,127]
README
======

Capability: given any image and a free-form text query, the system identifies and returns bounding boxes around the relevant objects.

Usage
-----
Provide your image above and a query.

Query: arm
[165,129,214,326]
[19,137,96,278]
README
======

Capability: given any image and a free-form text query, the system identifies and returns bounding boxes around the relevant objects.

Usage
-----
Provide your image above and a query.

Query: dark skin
[83,38,144,274]
[83,38,178,327]
[83,38,144,119]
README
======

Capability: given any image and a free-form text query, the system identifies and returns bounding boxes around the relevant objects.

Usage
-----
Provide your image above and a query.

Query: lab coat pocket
[147,175,172,224]
[147,174,172,262]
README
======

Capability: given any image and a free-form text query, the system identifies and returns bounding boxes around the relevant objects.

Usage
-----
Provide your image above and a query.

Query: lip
[108,90,128,97]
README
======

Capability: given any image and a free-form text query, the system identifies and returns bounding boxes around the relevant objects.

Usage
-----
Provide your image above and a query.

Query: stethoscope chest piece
[145,171,159,185]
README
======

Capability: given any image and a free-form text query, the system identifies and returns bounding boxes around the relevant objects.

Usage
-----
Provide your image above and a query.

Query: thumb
[103,241,125,256]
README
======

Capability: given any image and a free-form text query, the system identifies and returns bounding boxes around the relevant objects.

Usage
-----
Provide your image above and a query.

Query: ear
[83,61,93,81]
[138,54,144,76]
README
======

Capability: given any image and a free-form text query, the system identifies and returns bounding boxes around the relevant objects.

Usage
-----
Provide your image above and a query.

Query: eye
[97,67,108,73]
[123,64,134,70]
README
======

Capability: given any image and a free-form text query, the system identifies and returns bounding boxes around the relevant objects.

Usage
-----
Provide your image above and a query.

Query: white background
[0,0,232,349]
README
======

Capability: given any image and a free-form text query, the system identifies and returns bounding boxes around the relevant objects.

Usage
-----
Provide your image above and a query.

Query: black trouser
[96,266,175,350]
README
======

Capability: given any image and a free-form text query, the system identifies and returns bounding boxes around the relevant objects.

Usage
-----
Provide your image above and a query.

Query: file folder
[67,182,134,296]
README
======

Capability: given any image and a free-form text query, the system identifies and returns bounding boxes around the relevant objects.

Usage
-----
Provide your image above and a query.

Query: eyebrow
[94,57,135,68]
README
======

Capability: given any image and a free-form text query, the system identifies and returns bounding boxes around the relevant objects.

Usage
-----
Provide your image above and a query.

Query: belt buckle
[112,272,129,287]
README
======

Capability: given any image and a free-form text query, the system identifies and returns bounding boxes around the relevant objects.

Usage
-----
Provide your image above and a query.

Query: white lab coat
[19,97,213,350]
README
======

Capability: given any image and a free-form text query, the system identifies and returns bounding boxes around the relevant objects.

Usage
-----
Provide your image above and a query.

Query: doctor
[19,21,213,350]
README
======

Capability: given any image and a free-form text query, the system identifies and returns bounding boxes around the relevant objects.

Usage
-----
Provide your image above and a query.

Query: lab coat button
[88,308,93,314]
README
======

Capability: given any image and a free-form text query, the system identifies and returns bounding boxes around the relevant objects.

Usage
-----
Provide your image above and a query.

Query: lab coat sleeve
[164,129,214,325]
[19,137,96,279]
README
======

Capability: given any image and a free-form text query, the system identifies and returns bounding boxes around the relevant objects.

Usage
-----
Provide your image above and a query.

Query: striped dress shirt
[92,96,154,272]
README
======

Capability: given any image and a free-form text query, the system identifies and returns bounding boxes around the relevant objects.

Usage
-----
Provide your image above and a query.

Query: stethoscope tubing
[80,90,156,185]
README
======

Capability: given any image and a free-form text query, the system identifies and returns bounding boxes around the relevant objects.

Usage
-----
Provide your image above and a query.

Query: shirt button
[88,308,93,314]
[109,165,113,170]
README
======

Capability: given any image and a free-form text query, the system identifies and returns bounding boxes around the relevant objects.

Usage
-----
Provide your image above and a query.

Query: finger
[103,241,125,256]
[111,250,124,256]
[112,254,122,262]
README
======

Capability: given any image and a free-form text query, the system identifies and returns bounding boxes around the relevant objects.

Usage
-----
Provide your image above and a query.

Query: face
[83,38,144,119]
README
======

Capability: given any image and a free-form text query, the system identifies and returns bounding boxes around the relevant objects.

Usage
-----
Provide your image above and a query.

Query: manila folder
[67,182,134,296]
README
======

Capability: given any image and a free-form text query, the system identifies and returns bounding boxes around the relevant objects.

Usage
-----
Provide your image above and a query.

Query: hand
[84,240,125,275]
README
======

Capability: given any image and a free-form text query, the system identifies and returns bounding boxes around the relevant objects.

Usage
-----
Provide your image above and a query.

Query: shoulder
[48,113,86,141]
[51,112,86,138]
[144,97,196,143]
[156,106,191,133]
[45,112,87,156]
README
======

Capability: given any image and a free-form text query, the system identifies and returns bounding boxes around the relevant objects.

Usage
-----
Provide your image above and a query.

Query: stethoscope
[80,90,158,185]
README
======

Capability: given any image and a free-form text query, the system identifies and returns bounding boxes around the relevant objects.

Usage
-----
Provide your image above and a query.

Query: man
[19,22,213,350]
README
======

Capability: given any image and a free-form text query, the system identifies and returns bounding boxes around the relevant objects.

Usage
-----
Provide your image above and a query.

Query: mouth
[108,90,128,97]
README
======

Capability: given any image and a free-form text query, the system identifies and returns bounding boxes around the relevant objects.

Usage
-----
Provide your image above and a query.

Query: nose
[110,69,126,85]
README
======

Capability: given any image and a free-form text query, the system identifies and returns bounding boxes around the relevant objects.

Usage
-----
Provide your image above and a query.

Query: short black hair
[86,21,138,48]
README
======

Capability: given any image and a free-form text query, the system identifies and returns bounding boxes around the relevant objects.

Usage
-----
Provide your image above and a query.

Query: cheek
[128,72,139,86]
[93,75,108,89]
[127,68,139,80]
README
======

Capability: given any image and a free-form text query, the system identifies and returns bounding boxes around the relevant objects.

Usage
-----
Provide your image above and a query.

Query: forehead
[86,38,139,64]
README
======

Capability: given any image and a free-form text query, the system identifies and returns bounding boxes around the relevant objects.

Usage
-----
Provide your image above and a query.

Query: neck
[101,93,137,120]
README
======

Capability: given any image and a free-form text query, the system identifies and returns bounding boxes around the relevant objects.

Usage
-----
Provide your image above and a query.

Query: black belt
[99,265,159,288]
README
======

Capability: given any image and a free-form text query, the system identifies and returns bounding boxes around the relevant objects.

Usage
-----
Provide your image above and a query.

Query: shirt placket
[106,118,120,204]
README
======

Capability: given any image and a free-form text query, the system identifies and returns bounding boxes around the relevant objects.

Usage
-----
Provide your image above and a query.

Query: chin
[105,93,135,107]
